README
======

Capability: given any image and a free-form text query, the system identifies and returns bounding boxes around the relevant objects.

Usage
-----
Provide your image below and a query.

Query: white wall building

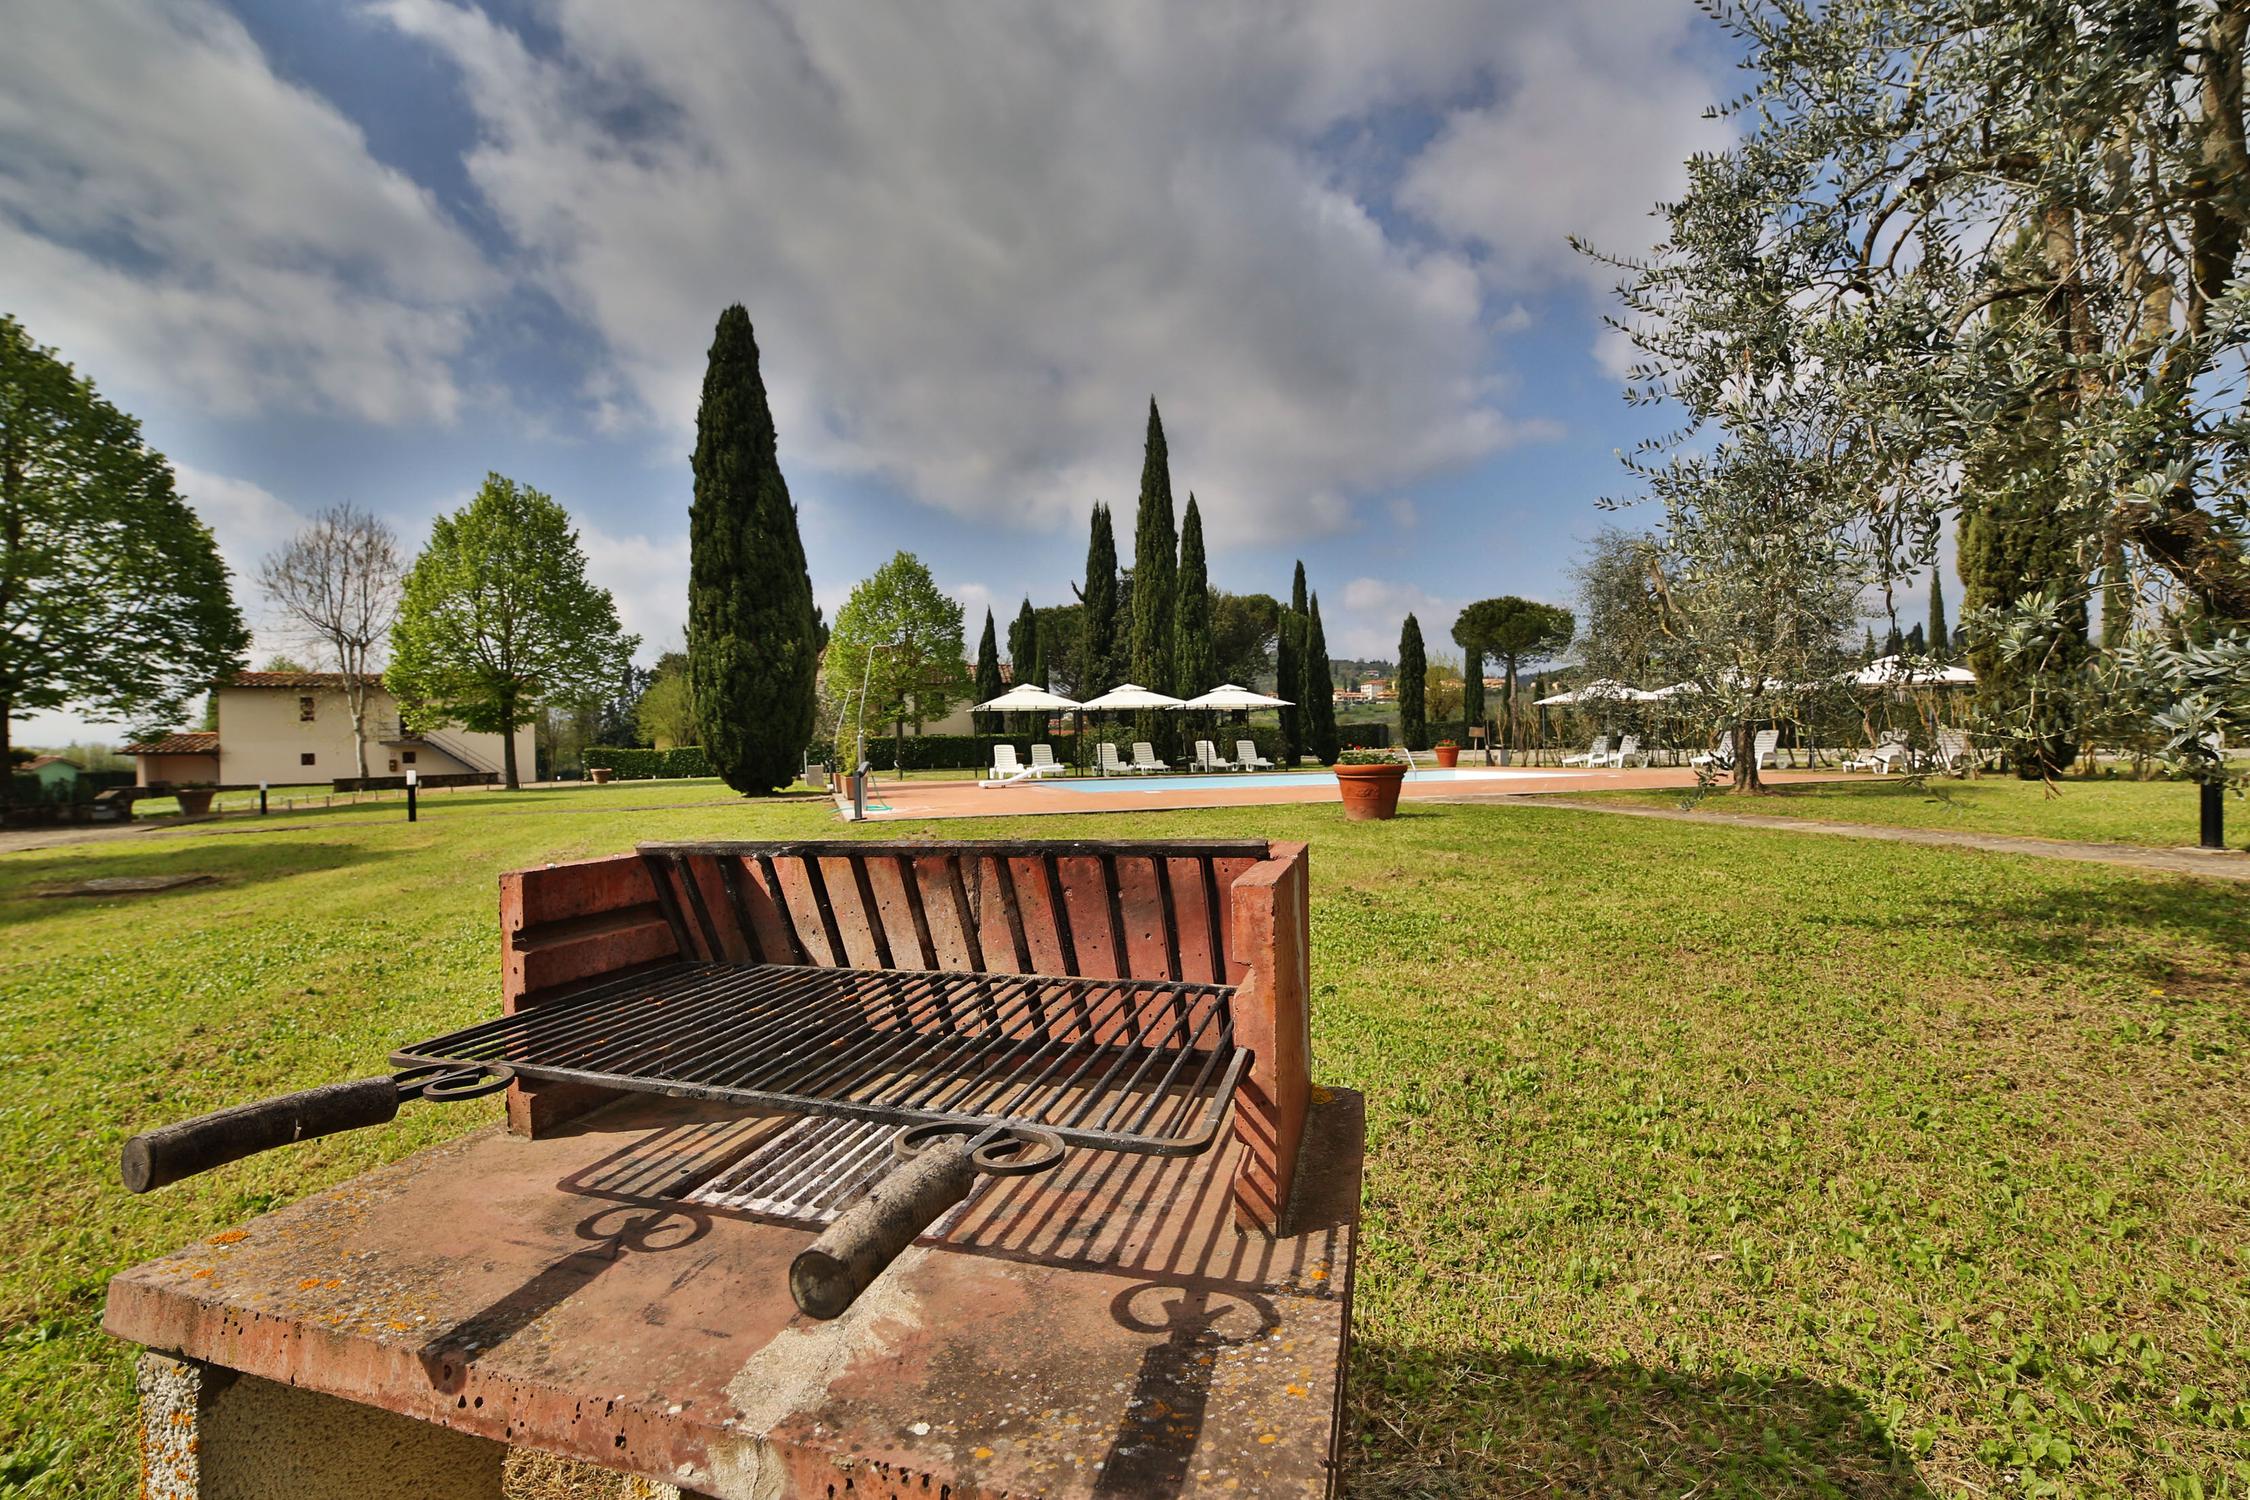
[129,672,534,787]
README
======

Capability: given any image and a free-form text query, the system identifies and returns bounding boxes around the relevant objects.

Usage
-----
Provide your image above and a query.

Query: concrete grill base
[106,1088,1362,1498]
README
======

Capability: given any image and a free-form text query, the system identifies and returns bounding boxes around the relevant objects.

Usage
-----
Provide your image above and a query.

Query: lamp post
[405,767,418,823]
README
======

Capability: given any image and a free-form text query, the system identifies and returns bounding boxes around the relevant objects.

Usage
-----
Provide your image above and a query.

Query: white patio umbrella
[1533,679,1657,706]
[971,683,1084,713]
[1077,683,1185,711]
[1178,683,1292,710]
[1851,655,1976,687]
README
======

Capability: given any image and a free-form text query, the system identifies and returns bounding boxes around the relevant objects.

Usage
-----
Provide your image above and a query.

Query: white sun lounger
[1130,741,1170,773]
[1236,740,1274,770]
[1605,734,1642,768]
[1194,739,1237,772]
[1096,742,1136,776]
[1562,735,1609,768]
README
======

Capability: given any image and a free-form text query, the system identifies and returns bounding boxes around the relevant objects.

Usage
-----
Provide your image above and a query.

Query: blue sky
[3,1,1744,743]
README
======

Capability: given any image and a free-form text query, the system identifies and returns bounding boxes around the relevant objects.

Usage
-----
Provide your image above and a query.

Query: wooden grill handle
[120,1077,403,1193]
[789,1139,977,1319]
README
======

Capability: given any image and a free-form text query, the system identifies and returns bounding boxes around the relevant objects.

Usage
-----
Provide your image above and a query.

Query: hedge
[583,746,714,780]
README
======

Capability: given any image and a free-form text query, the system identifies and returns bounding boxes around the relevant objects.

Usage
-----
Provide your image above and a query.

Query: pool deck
[854,765,1858,820]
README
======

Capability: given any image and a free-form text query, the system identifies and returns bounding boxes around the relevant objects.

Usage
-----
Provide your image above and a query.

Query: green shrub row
[583,745,714,780]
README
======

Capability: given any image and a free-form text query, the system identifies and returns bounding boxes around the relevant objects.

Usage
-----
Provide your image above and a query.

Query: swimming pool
[1036,768,1580,794]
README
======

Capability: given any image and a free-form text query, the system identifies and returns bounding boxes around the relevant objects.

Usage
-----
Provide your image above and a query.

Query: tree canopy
[823,550,966,766]
[388,473,637,789]
[1455,596,1575,750]
[0,316,248,785]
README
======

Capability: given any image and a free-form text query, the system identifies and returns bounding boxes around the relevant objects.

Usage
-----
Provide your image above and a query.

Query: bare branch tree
[258,504,403,780]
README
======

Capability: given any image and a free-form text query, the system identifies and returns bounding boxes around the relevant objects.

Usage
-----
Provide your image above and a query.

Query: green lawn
[5,786,2248,1496]
[1570,773,2239,851]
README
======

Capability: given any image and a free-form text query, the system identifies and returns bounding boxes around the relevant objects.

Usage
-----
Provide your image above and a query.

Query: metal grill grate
[393,962,1244,1155]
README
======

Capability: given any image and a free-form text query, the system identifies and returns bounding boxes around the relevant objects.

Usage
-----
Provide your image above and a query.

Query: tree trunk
[499,692,521,790]
[1731,717,1763,793]
[0,699,12,807]
[346,683,371,782]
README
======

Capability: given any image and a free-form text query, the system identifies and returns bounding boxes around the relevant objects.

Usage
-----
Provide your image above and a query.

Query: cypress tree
[1959,239,2091,777]
[1882,622,1905,657]
[1078,503,1120,699]
[1174,496,1216,750]
[972,609,1002,733]
[1453,609,1485,742]
[1927,570,1950,658]
[1277,561,1309,764]
[1905,622,1927,654]
[1398,614,1428,751]
[1862,626,1879,660]
[1129,400,1178,751]
[687,304,818,793]
[1305,592,1339,763]
[1008,597,1039,736]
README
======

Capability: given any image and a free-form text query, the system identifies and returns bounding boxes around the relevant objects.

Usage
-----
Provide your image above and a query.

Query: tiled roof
[22,755,76,770]
[222,671,382,689]
[124,732,221,755]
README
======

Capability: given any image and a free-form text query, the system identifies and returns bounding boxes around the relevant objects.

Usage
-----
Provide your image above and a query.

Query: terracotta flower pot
[1434,744,1460,768]
[589,768,613,784]
[1334,763,1407,821]
[174,789,215,816]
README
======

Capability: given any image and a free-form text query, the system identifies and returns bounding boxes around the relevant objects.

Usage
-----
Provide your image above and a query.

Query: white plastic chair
[1690,732,1733,770]
[1130,741,1169,773]
[1029,744,1064,776]
[1562,735,1610,768]
[1096,742,1134,776]
[1236,740,1274,770]
[990,745,1026,779]
[1605,734,1642,768]
[1753,729,1782,769]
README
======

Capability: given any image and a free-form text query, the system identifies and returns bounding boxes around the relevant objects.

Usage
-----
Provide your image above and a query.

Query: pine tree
[1927,570,1950,658]
[1305,592,1339,763]
[1008,598,1040,737]
[1173,496,1216,749]
[1862,626,1879,660]
[687,305,819,793]
[1397,614,1428,751]
[1078,503,1120,699]
[1129,400,1178,752]
[972,609,1002,733]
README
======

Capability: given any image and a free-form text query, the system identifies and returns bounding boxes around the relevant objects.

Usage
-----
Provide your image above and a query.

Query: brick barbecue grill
[107,838,1361,1498]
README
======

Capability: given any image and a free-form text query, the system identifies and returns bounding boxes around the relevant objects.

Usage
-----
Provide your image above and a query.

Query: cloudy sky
[3,0,1739,743]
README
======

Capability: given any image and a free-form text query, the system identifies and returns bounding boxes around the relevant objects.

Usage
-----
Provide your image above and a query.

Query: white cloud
[371,0,1718,547]
[574,521,690,664]
[1334,577,1466,660]
[0,0,492,422]
[1396,5,1732,292]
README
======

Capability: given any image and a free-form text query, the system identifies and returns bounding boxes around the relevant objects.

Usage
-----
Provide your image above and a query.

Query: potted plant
[1433,739,1461,769]
[588,767,614,785]
[173,784,216,816]
[1333,748,1407,821]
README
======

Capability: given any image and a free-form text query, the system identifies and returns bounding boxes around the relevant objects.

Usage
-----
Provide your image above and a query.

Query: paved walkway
[1491,796,2250,883]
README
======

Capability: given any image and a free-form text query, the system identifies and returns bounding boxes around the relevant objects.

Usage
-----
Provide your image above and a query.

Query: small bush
[582,746,715,780]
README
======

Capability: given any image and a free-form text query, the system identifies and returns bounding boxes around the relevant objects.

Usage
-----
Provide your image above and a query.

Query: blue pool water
[1038,768,1560,793]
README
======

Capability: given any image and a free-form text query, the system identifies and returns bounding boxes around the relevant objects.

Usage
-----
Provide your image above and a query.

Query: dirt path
[1489,795,2250,883]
